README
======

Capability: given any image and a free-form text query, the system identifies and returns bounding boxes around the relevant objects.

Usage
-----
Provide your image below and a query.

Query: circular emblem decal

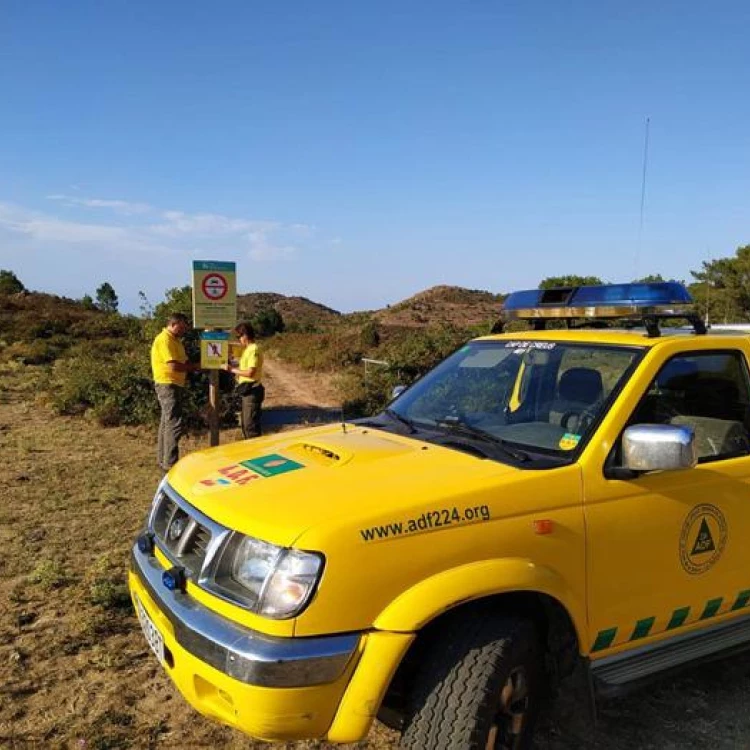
[168,516,187,541]
[679,504,728,575]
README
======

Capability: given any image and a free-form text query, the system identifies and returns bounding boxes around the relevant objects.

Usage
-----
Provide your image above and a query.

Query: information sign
[200,331,230,370]
[192,260,237,329]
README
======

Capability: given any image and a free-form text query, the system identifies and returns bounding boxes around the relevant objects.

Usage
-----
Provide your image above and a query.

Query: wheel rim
[485,666,530,750]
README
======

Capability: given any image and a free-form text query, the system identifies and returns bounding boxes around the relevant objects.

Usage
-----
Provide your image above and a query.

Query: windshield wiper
[384,408,418,434]
[434,418,530,463]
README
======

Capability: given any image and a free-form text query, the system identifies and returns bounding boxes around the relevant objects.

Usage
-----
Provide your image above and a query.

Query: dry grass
[3,361,750,749]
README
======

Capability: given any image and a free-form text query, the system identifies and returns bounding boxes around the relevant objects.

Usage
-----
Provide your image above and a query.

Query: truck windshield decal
[360,504,491,542]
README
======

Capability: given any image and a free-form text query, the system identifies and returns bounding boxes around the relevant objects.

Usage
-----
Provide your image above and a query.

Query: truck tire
[400,613,541,750]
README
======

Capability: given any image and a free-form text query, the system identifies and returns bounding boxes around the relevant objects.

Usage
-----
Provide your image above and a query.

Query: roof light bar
[498,282,705,337]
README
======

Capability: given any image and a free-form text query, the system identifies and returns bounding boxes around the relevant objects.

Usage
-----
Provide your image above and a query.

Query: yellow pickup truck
[129,282,750,749]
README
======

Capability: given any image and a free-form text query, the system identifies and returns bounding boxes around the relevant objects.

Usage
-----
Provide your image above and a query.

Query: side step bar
[591,613,750,697]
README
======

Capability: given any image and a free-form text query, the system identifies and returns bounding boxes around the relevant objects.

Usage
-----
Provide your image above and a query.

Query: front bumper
[129,542,362,739]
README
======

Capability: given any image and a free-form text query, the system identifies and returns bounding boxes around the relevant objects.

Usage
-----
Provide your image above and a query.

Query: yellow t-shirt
[151,328,188,386]
[238,342,263,384]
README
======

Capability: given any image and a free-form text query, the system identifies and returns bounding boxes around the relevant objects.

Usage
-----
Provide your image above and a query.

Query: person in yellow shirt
[151,313,199,470]
[222,322,264,438]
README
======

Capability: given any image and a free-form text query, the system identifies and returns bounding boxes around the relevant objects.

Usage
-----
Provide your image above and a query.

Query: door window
[631,351,750,461]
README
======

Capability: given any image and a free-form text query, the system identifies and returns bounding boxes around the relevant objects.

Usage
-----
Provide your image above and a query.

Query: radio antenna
[634,116,650,279]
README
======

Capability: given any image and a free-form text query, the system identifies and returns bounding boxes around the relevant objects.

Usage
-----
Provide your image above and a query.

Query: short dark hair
[167,313,189,326]
[235,322,255,339]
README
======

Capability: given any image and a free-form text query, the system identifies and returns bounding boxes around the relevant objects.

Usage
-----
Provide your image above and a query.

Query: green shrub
[50,340,223,429]
[0,269,25,295]
[337,369,399,418]
[51,348,160,426]
[89,579,131,610]
[253,308,285,336]
[2,339,61,364]
[268,330,364,370]
[381,325,469,379]
[360,321,380,348]
[29,560,69,589]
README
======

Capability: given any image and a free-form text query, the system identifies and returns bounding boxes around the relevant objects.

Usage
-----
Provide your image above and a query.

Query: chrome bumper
[130,542,360,688]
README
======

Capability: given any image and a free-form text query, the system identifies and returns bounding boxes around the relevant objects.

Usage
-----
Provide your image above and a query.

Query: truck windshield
[388,340,643,458]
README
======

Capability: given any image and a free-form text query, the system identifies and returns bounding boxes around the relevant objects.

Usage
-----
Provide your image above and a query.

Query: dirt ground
[262,356,340,409]
[3,358,750,749]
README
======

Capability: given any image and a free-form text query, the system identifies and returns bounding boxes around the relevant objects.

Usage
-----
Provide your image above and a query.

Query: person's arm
[167,360,201,373]
[221,362,257,379]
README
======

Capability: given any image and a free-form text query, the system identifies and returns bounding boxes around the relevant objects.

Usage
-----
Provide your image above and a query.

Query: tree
[690,245,750,323]
[0,269,26,295]
[80,294,96,310]
[137,290,155,318]
[632,274,666,283]
[147,286,194,339]
[147,285,200,368]
[538,275,603,289]
[96,282,119,312]
[252,308,285,337]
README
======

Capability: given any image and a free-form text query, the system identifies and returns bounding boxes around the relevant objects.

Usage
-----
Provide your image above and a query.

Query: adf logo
[679,504,728,575]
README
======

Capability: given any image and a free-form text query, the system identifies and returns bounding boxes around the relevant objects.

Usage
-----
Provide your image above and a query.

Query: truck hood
[167,423,520,547]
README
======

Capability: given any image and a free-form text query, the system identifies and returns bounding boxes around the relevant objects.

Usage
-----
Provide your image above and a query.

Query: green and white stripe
[591,589,750,653]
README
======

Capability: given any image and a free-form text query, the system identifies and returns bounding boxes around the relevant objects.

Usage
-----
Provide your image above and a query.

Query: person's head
[234,322,256,344]
[166,313,190,337]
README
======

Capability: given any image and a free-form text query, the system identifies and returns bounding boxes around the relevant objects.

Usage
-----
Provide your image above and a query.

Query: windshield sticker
[679,504,728,575]
[559,433,581,450]
[504,341,556,351]
[241,454,305,477]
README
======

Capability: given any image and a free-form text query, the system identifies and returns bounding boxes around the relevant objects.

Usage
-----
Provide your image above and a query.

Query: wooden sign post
[193,262,237,447]
[200,330,231,447]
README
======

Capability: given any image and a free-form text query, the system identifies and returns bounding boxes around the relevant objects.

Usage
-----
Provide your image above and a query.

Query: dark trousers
[156,384,185,470]
[240,383,265,439]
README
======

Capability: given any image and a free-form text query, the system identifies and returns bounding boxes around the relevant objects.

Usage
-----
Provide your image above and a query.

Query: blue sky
[1,1,749,313]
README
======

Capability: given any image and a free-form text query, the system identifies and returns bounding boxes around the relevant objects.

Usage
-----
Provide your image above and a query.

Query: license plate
[135,595,165,664]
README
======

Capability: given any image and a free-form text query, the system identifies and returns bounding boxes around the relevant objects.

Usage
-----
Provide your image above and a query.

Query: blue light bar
[497,281,704,336]
[503,282,693,315]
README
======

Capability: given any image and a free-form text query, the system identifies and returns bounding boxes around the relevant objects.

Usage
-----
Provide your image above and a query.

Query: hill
[236,291,341,331]
[372,285,502,328]
[0,291,136,363]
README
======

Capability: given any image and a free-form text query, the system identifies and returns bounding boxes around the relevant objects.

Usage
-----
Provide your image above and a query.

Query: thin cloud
[0,202,173,255]
[153,211,277,237]
[0,197,319,262]
[46,194,153,215]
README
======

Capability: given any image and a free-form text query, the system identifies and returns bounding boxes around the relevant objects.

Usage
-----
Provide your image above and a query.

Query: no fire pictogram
[202,273,228,300]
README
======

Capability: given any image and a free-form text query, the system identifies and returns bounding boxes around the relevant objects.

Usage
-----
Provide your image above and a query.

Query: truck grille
[150,486,224,578]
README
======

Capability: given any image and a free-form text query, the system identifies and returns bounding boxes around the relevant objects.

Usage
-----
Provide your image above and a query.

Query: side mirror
[391,385,407,400]
[622,424,697,473]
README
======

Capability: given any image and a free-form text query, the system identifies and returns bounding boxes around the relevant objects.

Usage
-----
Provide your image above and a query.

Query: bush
[268,330,365,370]
[337,369,399,418]
[2,339,61,364]
[50,339,223,429]
[253,308,284,337]
[29,560,69,589]
[360,321,380,348]
[0,269,25,295]
[89,579,131,610]
[51,347,160,426]
[381,325,469,379]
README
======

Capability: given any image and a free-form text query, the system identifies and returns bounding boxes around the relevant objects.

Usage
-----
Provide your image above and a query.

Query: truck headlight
[211,533,324,619]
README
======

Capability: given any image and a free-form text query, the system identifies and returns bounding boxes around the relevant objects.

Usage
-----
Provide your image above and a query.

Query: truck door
[582,346,750,664]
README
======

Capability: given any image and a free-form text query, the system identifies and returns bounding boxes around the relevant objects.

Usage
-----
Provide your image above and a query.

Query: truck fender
[373,556,586,644]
